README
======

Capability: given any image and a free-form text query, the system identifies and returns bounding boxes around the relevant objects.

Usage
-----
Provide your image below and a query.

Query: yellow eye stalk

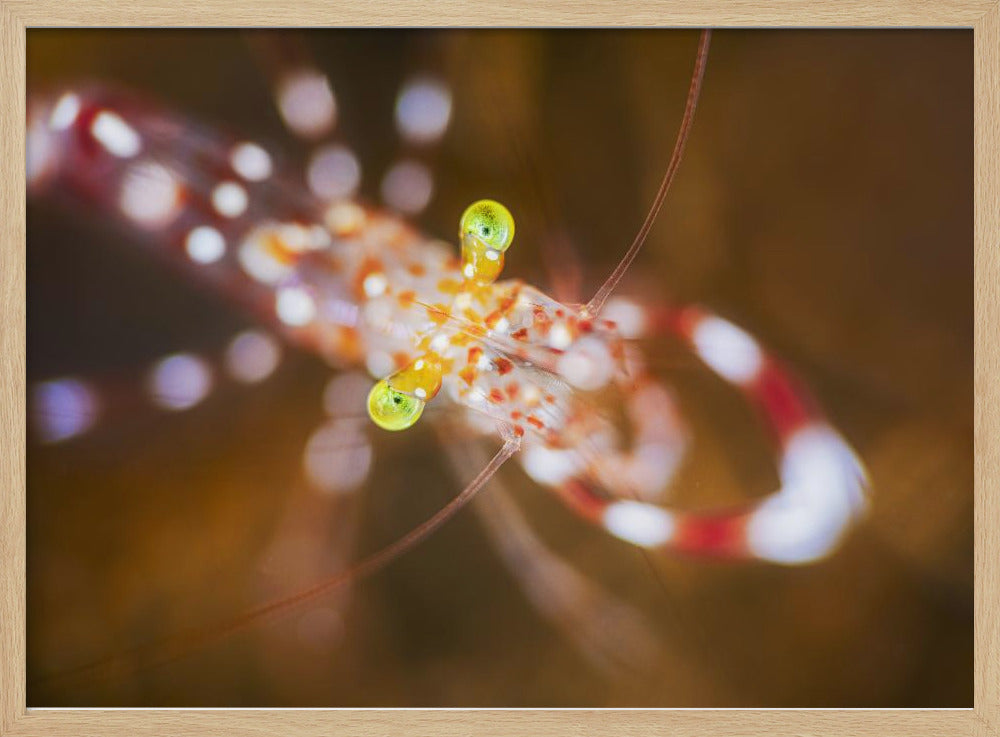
[368,199,516,431]
[367,354,444,431]
[459,199,515,286]
[367,380,425,431]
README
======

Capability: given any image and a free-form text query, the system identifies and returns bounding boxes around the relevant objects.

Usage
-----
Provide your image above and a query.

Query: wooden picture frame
[2,2,996,734]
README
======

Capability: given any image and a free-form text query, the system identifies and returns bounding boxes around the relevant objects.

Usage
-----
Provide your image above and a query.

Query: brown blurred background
[26,29,972,707]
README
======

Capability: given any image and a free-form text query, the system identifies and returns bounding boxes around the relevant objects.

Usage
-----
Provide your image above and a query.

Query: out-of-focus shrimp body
[28,85,619,446]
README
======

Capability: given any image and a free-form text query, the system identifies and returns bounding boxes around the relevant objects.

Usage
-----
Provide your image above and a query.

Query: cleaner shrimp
[26,29,884,706]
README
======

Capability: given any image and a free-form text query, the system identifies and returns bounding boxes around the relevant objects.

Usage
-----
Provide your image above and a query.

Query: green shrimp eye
[367,379,425,431]
[460,199,515,252]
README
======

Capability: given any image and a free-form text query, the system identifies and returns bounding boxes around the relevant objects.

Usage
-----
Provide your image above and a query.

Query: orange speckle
[511,328,529,341]
[544,394,556,403]
[437,278,462,295]
[444,255,462,271]
[334,326,363,362]
[513,425,525,438]
[427,304,451,326]
[467,346,483,365]
[407,263,426,277]
[510,410,523,421]
[392,352,410,369]
[555,309,565,318]
[397,290,417,309]
[489,388,505,404]
[505,382,520,399]
[458,366,477,387]
[462,307,483,325]
[526,416,545,430]
[495,357,514,375]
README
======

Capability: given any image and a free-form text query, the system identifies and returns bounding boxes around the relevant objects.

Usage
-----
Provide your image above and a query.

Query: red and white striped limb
[525,299,869,565]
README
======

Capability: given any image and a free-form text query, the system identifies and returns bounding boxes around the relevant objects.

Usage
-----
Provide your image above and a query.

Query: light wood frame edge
[1,2,996,735]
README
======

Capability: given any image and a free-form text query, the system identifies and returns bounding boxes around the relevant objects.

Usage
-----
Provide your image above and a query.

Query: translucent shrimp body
[28,81,867,569]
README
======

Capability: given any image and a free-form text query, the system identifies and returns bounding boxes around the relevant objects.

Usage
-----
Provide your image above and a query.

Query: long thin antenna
[584,29,712,318]
[36,432,521,690]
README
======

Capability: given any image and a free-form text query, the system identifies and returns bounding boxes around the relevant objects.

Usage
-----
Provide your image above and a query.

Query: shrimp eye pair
[367,379,425,431]
[460,199,515,252]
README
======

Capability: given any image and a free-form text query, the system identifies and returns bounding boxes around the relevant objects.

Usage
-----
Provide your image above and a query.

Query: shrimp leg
[531,301,869,565]
[436,421,663,677]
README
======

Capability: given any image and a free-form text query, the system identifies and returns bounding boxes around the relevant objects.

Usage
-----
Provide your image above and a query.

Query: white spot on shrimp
[307,145,361,201]
[275,286,317,327]
[395,77,452,145]
[548,322,573,350]
[230,141,273,182]
[380,160,433,215]
[557,335,614,391]
[324,201,367,236]
[32,378,98,443]
[225,330,281,384]
[238,228,294,284]
[323,373,372,416]
[49,92,81,130]
[520,443,583,486]
[746,424,868,564]
[365,350,395,380]
[148,354,212,411]
[691,316,764,386]
[119,161,183,228]
[211,181,248,218]
[91,110,141,158]
[27,109,57,187]
[602,297,648,339]
[603,501,676,547]
[303,419,373,493]
[277,69,336,139]
[362,272,388,298]
[184,225,226,264]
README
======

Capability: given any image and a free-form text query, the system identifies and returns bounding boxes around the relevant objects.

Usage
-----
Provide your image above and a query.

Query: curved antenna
[35,430,521,690]
[584,29,712,318]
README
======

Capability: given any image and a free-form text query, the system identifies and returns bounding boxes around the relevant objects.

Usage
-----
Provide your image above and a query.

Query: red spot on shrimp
[392,352,410,369]
[544,394,556,403]
[674,512,750,558]
[526,416,545,430]
[489,388,505,404]
[495,357,514,375]
[397,290,416,309]
[511,328,529,341]
[437,278,462,295]
[467,346,483,365]
[510,410,523,421]
[505,383,520,399]
[407,263,426,277]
